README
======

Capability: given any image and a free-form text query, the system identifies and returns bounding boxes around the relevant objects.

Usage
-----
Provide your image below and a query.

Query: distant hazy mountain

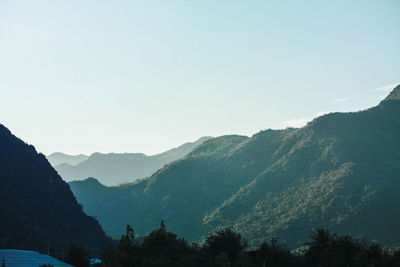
[47,152,88,166]
[0,124,110,254]
[70,85,400,249]
[53,137,211,186]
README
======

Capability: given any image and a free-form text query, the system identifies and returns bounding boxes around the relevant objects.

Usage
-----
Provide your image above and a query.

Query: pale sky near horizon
[0,0,399,155]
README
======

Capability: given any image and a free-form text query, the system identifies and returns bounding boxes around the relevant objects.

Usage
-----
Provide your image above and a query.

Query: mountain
[383,84,400,101]
[54,136,212,186]
[69,85,400,249]
[0,124,110,254]
[47,152,88,166]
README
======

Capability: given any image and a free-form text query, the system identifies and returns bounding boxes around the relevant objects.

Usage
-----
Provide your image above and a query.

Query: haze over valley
[1,1,399,266]
[47,137,211,185]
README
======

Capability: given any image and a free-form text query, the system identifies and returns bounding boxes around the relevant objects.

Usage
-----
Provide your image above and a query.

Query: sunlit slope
[206,96,400,247]
[70,85,400,248]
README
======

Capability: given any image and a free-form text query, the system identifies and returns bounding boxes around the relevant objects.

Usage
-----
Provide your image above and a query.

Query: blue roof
[90,258,102,264]
[0,250,73,267]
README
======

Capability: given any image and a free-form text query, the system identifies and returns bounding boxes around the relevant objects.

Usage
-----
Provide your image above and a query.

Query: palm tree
[306,228,336,249]
[304,228,337,267]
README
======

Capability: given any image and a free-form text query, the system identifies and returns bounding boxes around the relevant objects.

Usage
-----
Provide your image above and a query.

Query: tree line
[64,222,400,267]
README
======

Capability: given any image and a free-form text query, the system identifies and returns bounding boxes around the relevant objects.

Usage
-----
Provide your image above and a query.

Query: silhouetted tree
[102,245,120,267]
[65,244,90,267]
[367,244,383,266]
[303,229,384,267]
[385,249,400,266]
[304,228,336,266]
[306,228,336,249]
[160,220,166,232]
[331,235,363,266]
[205,228,245,267]
[257,238,297,267]
[119,225,135,252]
[101,225,400,267]
[141,221,196,267]
[118,225,141,267]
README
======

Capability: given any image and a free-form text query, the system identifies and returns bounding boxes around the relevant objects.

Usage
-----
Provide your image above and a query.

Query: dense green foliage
[0,124,110,254]
[54,137,211,185]
[65,244,91,267]
[204,228,246,266]
[102,225,400,267]
[301,228,400,267]
[103,224,247,267]
[70,86,400,248]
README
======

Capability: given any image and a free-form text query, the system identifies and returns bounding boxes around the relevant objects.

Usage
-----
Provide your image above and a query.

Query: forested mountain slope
[70,85,400,248]
[0,125,110,254]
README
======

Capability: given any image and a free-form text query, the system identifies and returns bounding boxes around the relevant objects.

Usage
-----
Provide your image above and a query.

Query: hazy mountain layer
[47,152,89,166]
[0,125,110,254]
[53,137,211,186]
[70,85,400,249]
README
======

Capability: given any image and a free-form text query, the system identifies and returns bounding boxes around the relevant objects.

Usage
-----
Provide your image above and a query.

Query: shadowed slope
[0,125,110,253]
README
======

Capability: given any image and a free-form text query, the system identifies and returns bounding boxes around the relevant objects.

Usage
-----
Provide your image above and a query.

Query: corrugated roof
[0,249,73,267]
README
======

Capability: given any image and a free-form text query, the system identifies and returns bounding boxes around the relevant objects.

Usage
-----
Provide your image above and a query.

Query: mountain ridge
[0,124,110,254]
[52,136,212,185]
[382,84,400,101]
[69,86,400,248]
[47,152,88,166]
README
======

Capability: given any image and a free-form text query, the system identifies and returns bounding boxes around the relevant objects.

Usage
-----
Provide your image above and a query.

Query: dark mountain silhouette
[70,85,400,249]
[53,137,212,186]
[0,125,110,254]
[47,152,88,166]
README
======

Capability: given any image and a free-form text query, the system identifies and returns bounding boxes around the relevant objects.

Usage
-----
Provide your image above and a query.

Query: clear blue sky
[0,0,399,155]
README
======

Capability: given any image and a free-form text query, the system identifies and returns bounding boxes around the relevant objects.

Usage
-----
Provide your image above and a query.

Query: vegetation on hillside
[70,85,400,248]
[91,224,400,267]
[0,124,111,254]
